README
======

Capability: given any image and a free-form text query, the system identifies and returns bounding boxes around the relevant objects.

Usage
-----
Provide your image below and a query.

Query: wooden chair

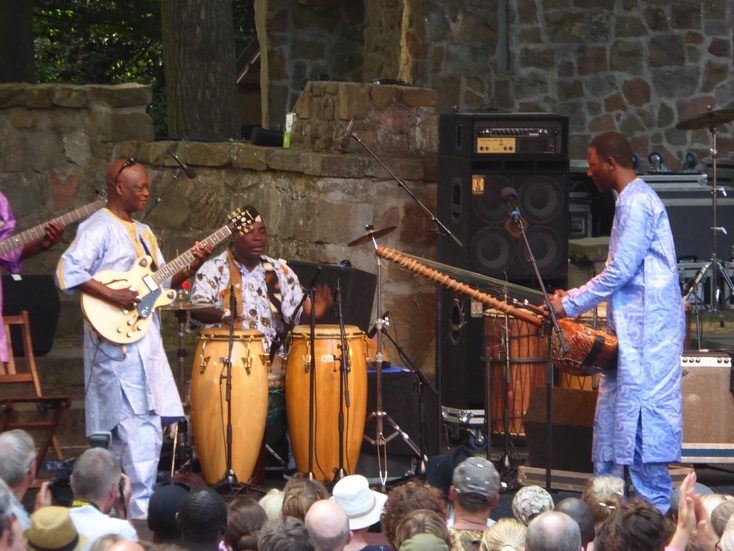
[0,310,72,470]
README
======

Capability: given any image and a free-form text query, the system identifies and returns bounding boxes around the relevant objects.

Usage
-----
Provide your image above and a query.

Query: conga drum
[484,312,546,435]
[286,325,368,481]
[190,329,269,484]
[558,304,607,391]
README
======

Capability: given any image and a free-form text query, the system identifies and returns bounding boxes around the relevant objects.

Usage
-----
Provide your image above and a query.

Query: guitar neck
[152,225,234,285]
[0,198,106,256]
[376,246,543,327]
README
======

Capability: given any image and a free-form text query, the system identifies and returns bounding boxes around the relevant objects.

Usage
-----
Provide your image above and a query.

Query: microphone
[500,186,521,222]
[339,118,355,150]
[168,151,197,179]
[307,266,323,290]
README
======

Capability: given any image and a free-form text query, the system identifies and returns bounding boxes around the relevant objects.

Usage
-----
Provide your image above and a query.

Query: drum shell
[286,325,368,481]
[190,329,269,484]
[484,314,546,435]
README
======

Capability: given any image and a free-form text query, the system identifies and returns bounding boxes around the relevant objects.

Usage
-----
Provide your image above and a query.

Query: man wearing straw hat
[22,507,88,551]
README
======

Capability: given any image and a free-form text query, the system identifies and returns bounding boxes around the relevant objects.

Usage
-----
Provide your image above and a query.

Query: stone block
[709,37,731,59]
[521,47,555,69]
[616,15,647,37]
[233,144,268,171]
[294,92,312,120]
[337,83,370,120]
[604,94,626,112]
[0,84,24,109]
[52,86,89,108]
[589,114,616,133]
[702,60,730,94]
[9,111,37,130]
[672,1,701,29]
[370,86,398,111]
[24,86,54,109]
[610,40,644,73]
[558,80,584,101]
[619,114,647,135]
[568,237,610,263]
[88,84,152,108]
[266,148,305,173]
[456,11,497,43]
[652,66,700,99]
[186,142,236,167]
[649,35,686,68]
[622,79,651,107]
[109,112,154,142]
[398,87,438,108]
[545,12,586,43]
[301,153,368,178]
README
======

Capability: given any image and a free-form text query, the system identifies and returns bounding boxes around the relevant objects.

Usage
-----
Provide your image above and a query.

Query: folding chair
[0,310,72,472]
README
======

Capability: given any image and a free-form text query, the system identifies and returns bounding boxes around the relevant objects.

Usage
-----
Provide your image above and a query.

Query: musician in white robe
[549,132,684,512]
[55,159,210,518]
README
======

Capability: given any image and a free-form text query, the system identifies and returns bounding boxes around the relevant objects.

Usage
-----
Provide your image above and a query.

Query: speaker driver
[520,175,565,224]
[514,225,564,277]
[472,175,513,225]
[471,227,515,275]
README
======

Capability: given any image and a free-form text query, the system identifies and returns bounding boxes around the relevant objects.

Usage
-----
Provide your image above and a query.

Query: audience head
[89,534,124,551]
[147,483,190,543]
[593,497,673,551]
[0,430,36,491]
[425,446,473,498]
[259,489,285,520]
[70,448,122,512]
[525,511,581,551]
[512,486,554,526]
[331,474,387,532]
[399,534,450,551]
[380,480,447,548]
[258,517,314,551]
[0,478,19,549]
[582,475,624,527]
[721,514,734,551]
[712,500,734,538]
[480,517,527,551]
[22,506,88,551]
[282,478,329,522]
[304,500,350,551]
[554,498,594,547]
[106,542,146,551]
[702,494,734,521]
[451,456,501,513]
[224,497,268,551]
[178,488,228,550]
[394,509,452,550]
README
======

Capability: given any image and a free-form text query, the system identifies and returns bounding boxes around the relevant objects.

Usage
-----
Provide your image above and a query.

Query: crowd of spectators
[4,432,734,551]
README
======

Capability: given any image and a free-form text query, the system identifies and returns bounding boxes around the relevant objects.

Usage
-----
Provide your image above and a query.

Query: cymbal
[676,108,734,130]
[347,226,397,247]
[161,301,208,312]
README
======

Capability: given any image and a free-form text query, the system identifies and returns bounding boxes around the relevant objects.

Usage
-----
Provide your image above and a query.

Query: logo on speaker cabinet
[472,175,485,195]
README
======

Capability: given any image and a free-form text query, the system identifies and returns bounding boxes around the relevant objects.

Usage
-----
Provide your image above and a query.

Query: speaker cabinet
[287,260,376,333]
[681,351,734,444]
[524,387,597,473]
[436,115,569,409]
[2,275,60,357]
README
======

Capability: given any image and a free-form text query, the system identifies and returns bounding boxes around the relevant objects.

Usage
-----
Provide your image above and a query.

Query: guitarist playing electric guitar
[0,191,65,364]
[55,158,211,519]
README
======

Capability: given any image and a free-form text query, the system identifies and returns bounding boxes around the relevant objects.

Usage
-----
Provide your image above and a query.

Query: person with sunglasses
[55,158,211,519]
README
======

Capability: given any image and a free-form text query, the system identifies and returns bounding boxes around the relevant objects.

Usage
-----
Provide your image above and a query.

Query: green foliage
[33,0,256,138]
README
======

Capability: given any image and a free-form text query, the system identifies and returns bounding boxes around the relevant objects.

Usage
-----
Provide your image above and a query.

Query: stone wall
[258,0,733,170]
[0,82,439,380]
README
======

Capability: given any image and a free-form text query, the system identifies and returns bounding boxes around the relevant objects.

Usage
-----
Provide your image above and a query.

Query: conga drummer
[189,205,333,480]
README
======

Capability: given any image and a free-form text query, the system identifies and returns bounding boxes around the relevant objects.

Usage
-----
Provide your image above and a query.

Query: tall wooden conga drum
[190,329,269,484]
[484,312,546,435]
[286,325,368,481]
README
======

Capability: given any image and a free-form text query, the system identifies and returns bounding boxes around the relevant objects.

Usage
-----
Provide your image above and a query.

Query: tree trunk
[0,0,35,83]
[161,0,240,140]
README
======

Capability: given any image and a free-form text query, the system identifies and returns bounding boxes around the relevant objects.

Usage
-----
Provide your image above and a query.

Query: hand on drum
[303,283,334,320]
[544,289,568,319]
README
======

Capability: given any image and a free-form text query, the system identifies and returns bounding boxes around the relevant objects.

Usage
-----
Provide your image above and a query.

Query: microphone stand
[334,279,350,482]
[141,167,184,222]
[306,269,321,479]
[218,286,239,488]
[347,132,462,248]
[346,132,461,474]
[510,211,567,491]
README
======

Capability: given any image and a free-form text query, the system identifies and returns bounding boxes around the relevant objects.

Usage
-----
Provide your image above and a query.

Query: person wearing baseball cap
[448,456,501,551]
[331,475,389,551]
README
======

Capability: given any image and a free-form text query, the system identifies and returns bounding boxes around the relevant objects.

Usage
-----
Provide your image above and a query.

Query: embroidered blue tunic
[562,178,684,465]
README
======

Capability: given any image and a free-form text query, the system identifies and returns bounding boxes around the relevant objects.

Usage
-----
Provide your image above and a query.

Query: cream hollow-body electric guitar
[0,194,107,255]
[81,209,255,344]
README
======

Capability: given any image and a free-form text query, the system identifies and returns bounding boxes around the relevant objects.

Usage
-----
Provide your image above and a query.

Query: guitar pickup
[142,274,159,293]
